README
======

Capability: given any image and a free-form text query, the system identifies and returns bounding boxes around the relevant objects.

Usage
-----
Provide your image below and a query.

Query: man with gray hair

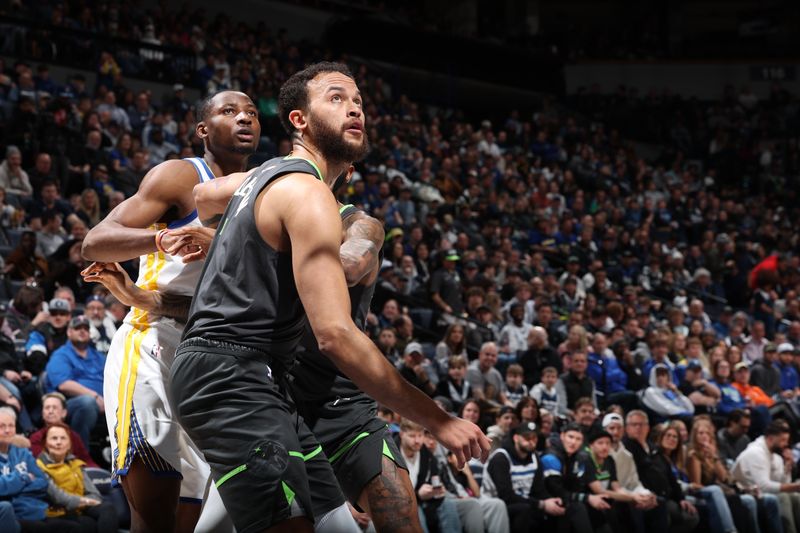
[467,342,508,409]
[0,146,33,198]
[519,326,560,388]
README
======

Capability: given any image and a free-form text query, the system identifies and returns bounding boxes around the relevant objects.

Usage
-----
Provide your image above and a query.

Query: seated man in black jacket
[482,421,565,533]
[622,410,697,533]
[541,422,609,532]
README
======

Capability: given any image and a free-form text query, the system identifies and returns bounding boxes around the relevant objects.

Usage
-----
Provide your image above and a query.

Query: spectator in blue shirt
[44,316,104,448]
[0,406,81,532]
[587,333,637,410]
[776,343,800,398]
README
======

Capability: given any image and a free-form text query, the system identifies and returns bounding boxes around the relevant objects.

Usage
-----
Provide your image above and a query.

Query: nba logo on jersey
[265,363,273,381]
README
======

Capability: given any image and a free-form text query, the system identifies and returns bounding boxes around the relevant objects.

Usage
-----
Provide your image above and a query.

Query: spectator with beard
[83,295,114,355]
[483,421,565,532]
[43,316,104,449]
[733,420,800,533]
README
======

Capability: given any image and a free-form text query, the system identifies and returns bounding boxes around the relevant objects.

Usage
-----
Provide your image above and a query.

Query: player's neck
[289,143,349,187]
[203,151,248,177]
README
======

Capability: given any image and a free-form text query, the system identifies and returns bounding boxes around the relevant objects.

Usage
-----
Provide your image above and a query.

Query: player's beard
[308,112,370,164]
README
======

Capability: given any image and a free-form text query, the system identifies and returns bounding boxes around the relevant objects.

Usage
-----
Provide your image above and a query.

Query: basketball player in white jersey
[81,90,260,533]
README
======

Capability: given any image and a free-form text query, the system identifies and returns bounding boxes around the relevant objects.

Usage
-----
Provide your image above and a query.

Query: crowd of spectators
[0,0,799,531]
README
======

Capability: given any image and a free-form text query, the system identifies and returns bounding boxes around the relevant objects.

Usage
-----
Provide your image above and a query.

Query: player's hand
[542,497,565,516]
[588,494,611,510]
[164,226,216,263]
[82,262,138,307]
[430,416,490,469]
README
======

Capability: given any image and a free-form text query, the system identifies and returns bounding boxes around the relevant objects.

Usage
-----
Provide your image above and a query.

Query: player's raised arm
[81,160,197,262]
[275,175,490,467]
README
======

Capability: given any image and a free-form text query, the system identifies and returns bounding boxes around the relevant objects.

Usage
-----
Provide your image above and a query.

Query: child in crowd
[502,364,528,407]
[434,355,472,415]
[530,366,559,413]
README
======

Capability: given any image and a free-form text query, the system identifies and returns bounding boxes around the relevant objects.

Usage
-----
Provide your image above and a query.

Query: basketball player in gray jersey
[170,62,489,532]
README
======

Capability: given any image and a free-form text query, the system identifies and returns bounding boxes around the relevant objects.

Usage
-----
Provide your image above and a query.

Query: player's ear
[345,165,355,183]
[196,121,208,139]
[288,109,307,133]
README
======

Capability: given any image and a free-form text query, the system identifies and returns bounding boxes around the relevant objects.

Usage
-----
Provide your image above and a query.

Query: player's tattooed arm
[81,262,192,322]
[339,214,384,287]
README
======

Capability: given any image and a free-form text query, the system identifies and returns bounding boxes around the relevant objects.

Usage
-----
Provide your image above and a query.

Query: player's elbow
[81,230,101,260]
[315,323,352,360]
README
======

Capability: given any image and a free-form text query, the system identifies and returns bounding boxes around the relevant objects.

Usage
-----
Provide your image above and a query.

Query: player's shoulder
[138,158,202,196]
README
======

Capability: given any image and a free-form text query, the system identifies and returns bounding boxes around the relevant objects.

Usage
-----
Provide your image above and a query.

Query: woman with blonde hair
[76,189,101,227]
[558,324,588,357]
[435,323,468,374]
[36,423,118,531]
[687,416,758,533]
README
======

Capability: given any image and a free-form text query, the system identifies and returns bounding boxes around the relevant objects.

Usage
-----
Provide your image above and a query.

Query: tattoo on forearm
[201,213,222,228]
[154,293,192,323]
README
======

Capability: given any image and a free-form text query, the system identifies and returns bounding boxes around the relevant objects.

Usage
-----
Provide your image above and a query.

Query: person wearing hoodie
[36,422,118,532]
[587,333,637,411]
[642,365,695,421]
[0,407,80,532]
[483,421,565,532]
[541,422,608,531]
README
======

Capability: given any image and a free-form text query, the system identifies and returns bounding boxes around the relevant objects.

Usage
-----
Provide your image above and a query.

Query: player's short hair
[278,61,354,135]
[197,90,251,122]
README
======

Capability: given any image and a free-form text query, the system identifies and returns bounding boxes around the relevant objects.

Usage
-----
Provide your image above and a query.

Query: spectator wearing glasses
[43,316,104,448]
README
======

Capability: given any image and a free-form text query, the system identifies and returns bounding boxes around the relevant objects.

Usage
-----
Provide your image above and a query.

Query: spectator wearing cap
[674,337,709,384]
[24,297,71,376]
[717,409,752,464]
[732,362,774,409]
[398,342,435,396]
[750,343,783,399]
[713,306,735,339]
[482,421,566,532]
[44,316,104,448]
[84,295,115,354]
[29,392,97,467]
[677,359,721,415]
[466,342,508,411]
[430,249,464,317]
[776,343,800,400]
[0,145,33,198]
[581,427,649,531]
